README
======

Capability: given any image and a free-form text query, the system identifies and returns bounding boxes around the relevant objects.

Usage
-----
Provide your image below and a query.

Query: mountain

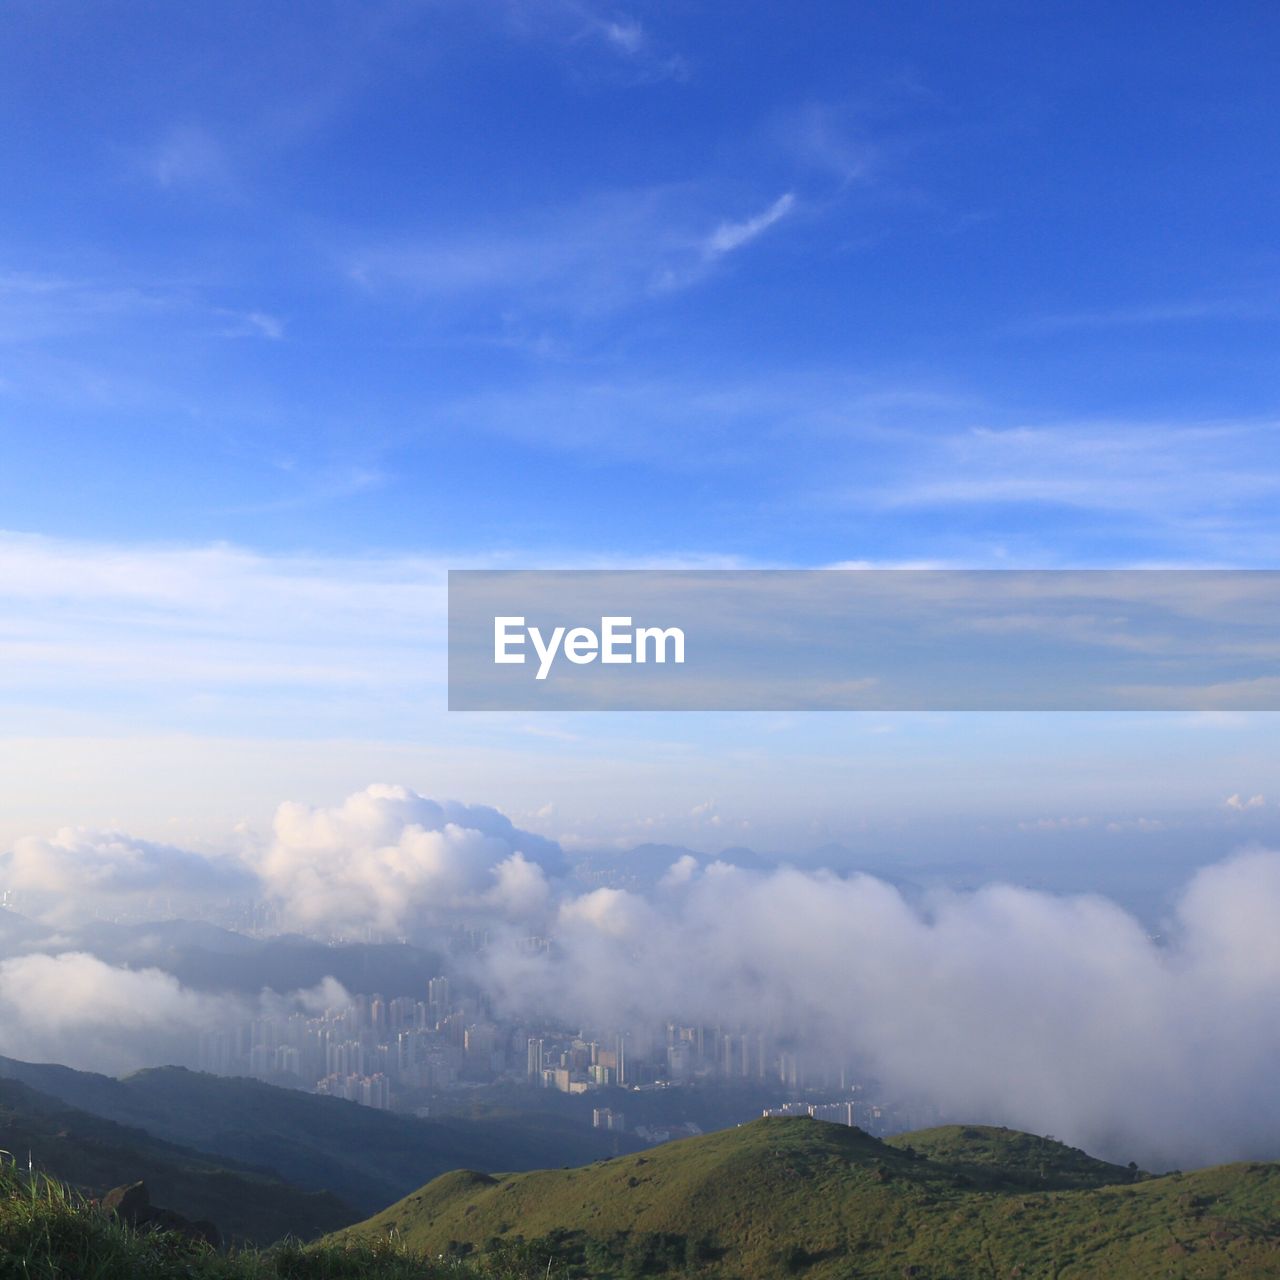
[569,843,782,893]
[0,1056,637,1215]
[56,921,449,997]
[334,1115,1280,1278]
[568,842,925,898]
[0,1075,354,1243]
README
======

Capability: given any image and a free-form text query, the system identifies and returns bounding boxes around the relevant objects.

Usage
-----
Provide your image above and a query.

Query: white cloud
[493,1,688,84]
[0,532,451,703]
[4,827,255,921]
[350,185,797,316]
[658,853,698,888]
[0,951,350,1075]
[0,952,233,1074]
[600,19,644,55]
[249,784,566,935]
[873,421,1280,534]
[1225,792,1266,810]
[558,885,656,940]
[704,193,795,257]
[774,101,877,187]
[146,124,236,194]
[218,310,285,341]
[485,849,1280,1168]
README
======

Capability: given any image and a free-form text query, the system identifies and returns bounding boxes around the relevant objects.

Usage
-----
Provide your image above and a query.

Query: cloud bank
[483,848,1280,1168]
[249,784,566,935]
[3,783,1280,1167]
[6,828,256,922]
[0,951,350,1075]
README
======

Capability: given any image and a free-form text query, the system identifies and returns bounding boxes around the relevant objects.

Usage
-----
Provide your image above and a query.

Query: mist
[481,849,1280,1169]
[3,784,1279,1168]
[0,950,350,1076]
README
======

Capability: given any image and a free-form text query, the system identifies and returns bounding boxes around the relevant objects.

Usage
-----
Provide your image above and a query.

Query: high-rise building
[809,1102,856,1127]
[526,1037,544,1081]
[667,1041,691,1082]
[427,976,450,1020]
[779,1051,799,1089]
[361,1074,391,1110]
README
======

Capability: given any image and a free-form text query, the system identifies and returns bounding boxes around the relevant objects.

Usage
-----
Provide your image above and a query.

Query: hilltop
[336,1115,1280,1278]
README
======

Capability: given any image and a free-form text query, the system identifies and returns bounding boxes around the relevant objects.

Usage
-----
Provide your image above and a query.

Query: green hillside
[335,1116,1280,1278]
[883,1124,1144,1190]
[0,1161,551,1280]
[0,1057,637,1215]
[0,1076,354,1244]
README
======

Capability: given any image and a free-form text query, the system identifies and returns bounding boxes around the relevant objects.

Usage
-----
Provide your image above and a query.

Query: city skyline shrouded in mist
[3,783,1280,1170]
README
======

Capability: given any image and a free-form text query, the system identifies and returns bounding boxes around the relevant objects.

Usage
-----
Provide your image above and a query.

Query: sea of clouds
[2,783,1278,1168]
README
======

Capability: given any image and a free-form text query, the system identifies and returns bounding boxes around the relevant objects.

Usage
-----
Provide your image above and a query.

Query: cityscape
[195,973,918,1140]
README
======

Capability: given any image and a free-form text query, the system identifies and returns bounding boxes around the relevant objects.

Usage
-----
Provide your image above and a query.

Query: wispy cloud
[0,533,450,707]
[704,193,796,257]
[422,368,1280,563]
[493,0,689,84]
[349,184,800,316]
[0,271,175,344]
[869,421,1280,544]
[207,308,287,341]
[1018,299,1270,334]
[599,17,644,55]
[144,123,238,195]
[0,533,745,727]
[0,270,283,348]
[771,101,880,187]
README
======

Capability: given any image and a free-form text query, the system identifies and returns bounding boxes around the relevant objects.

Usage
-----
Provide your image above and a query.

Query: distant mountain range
[335,1114,1280,1277]
[567,841,923,897]
[0,1055,636,1236]
[0,1074,351,1244]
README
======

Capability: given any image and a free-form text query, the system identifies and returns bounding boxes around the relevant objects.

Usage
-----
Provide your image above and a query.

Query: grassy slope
[883,1123,1142,1190]
[0,1076,355,1244]
[337,1116,1280,1279]
[0,1058,636,1215]
[0,1163,552,1280]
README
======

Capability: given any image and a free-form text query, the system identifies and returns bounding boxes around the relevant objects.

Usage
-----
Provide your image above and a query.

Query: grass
[7,1118,1280,1278]
[334,1116,1280,1278]
[0,1161,559,1280]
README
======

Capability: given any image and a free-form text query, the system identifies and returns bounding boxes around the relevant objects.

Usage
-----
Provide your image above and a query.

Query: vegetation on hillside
[336,1116,1280,1278]
[5,1109,1279,1278]
[0,1162,556,1280]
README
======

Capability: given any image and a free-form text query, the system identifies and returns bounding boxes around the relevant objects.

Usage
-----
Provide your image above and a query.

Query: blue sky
[1,1,1278,882]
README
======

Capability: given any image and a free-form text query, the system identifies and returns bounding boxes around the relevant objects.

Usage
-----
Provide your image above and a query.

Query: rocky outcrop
[101,1180,220,1249]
